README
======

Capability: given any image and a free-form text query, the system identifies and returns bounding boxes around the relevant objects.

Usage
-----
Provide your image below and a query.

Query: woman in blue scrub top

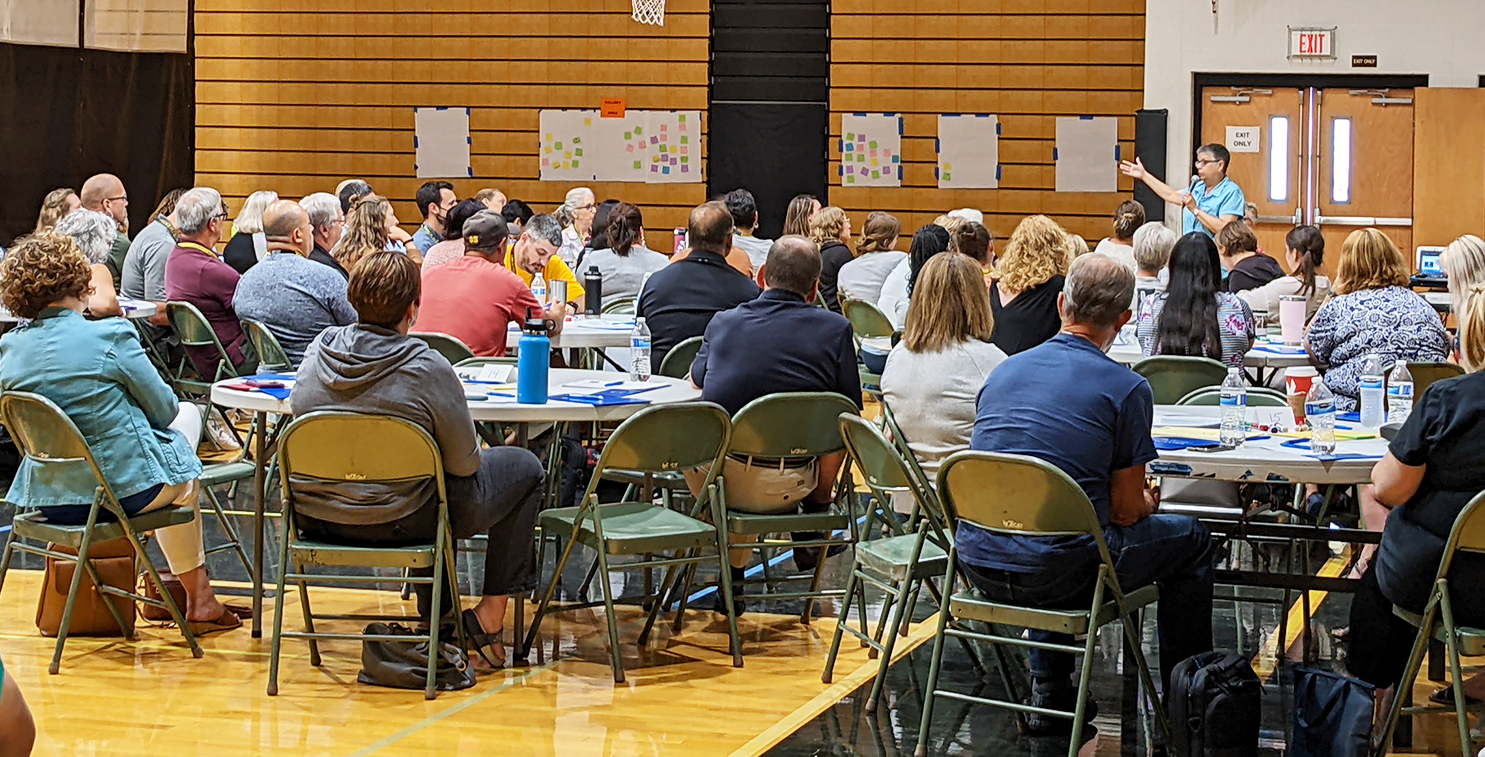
[1120,143,1247,239]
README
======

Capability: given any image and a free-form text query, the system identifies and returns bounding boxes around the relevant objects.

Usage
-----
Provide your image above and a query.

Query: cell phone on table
[244,380,285,389]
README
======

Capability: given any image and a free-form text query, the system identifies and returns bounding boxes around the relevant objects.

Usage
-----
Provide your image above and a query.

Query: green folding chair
[822,413,955,709]
[715,392,860,623]
[240,318,293,373]
[602,297,636,315]
[411,332,476,365]
[1175,386,1288,406]
[0,392,202,673]
[1374,491,1485,757]
[658,335,704,380]
[268,411,466,700]
[166,301,251,398]
[1408,361,1465,398]
[916,451,1170,757]
[841,298,895,397]
[1133,355,1231,404]
[518,402,740,683]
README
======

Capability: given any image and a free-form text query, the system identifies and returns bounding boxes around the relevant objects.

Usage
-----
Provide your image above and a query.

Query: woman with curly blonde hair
[336,194,402,272]
[808,206,852,313]
[34,187,80,233]
[0,233,239,633]
[989,214,1072,354]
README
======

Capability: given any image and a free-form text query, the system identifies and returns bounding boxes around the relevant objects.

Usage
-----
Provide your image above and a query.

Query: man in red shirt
[418,212,566,356]
[163,187,254,376]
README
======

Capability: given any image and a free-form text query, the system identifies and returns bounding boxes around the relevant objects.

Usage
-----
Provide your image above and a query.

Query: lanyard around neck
[179,241,218,258]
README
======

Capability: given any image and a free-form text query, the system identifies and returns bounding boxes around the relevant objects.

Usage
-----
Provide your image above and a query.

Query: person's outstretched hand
[1119,157,1146,180]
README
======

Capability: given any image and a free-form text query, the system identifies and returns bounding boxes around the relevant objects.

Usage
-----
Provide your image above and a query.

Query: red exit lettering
[1300,32,1326,55]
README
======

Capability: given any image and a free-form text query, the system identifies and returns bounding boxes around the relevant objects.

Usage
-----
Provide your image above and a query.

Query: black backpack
[1167,652,1262,757]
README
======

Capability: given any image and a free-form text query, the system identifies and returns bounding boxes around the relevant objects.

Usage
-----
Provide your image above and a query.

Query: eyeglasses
[106,195,128,203]
[578,203,596,211]
[1195,159,1217,167]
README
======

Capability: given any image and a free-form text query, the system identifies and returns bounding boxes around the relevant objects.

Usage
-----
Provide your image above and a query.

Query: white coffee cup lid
[1286,366,1318,377]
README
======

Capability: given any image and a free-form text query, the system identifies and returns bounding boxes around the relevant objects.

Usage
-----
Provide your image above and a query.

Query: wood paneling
[193,0,711,240]
[1414,88,1485,248]
[828,1,1145,242]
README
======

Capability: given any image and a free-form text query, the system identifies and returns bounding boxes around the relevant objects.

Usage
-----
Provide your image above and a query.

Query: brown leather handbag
[35,538,138,637]
[139,570,187,622]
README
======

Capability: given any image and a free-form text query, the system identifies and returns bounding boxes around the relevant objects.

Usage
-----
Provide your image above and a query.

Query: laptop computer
[1411,245,1447,288]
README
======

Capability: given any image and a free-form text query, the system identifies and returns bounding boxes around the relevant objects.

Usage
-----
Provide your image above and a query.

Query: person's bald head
[687,201,735,255]
[79,173,129,230]
[763,235,822,299]
[1059,252,1134,329]
[262,199,314,256]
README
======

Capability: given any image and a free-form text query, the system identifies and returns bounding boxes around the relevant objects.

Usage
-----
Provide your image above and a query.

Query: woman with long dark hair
[877,224,952,331]
[583,202,669,307]
[1136,232,1255,367]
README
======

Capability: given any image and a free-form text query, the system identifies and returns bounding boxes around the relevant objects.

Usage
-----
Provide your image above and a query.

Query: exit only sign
[1289,27,1337,59]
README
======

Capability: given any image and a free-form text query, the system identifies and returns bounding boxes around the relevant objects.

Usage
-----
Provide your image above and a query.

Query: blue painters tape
[1115,145,1121,161]
[996,164,1002,180]
[996,121,1002,135]
[1080,115,1093,120]
[1053,147,1059,160]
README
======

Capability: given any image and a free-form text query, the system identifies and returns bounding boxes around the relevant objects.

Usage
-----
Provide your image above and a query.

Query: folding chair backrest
[937,451,1110,563]
[602,297,636,315]
[167,301,225,352]
[1133,355,1231,404]
[839,413,951,540]
[590,402,731,490]
[1176,386,1288,407]
[730,392,857,458]
[658,336,704,379]
[410,332,476,365]
[277,412,447,514]
[242,319,293,372]
[1409,361,1465,399]
[0,392,116,505]
[1438,491,1485,577]
[841,298,895,340]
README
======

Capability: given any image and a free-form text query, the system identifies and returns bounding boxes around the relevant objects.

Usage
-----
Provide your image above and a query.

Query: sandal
[461,609,506,669]
[187,608,242,636]
[1429,686,1483,706]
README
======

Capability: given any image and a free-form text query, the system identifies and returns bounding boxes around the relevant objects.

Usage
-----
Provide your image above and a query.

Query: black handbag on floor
[1292,667,1375,757]
[1167,652,1262,757]
[357,622,476,692]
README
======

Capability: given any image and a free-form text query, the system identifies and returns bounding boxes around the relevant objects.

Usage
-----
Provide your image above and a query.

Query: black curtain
[0,43,193,245]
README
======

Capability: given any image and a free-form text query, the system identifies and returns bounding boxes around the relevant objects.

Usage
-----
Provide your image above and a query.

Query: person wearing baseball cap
[417,210,565,356]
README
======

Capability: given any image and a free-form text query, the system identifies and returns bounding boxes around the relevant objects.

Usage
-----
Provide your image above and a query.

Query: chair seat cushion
[540,502,716,555]
[201,461,256,486]
[856,535,947,581]
[948,582,1159,636]
[289,538,438,569]
[13,506,196,548]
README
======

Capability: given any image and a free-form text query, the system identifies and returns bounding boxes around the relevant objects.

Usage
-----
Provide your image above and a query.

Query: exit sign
[1288,27,1337,59]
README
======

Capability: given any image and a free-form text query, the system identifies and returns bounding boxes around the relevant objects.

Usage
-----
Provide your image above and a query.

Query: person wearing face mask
[1120,144,1246,240]
[961,253,1214,732]
[233,201,358,366]
[411,181,458,255]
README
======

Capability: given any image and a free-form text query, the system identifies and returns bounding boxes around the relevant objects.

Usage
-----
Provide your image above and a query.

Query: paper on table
[937,114,998,189]
[413,107,473,179]
[1055,116,1118,193]
[562,379,656,393]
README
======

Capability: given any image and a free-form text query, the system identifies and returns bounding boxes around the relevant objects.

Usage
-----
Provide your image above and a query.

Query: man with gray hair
[501,213,584,305]
[299,192,347,278]
[963,253,1213,732]
[165,187,254,376]
[54,209,122,318]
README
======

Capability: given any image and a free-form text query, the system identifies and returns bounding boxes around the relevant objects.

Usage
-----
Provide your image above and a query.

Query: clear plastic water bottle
[1358,354,1386,429]
[630,317,652,382]
[1220,367,1247,447]
[1307,378,1337,455]
[531,272,547,304]
[1387,361,1414,424]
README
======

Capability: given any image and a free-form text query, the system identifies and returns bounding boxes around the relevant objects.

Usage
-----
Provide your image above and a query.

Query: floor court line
[1251,550,1350,683]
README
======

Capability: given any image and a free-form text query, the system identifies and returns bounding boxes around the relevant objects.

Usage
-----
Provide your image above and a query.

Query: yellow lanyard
[178,241,218,259]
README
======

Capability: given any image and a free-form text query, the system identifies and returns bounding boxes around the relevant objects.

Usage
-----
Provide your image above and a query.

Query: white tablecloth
[1108,330,1309,371]
[0,298,156,323]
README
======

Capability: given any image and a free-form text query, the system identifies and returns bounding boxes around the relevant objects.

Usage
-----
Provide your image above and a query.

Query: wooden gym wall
[193,0,709,241]
[829,0,1145,243]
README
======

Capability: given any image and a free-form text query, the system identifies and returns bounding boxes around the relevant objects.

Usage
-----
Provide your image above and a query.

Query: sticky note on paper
[626,144,634,153]
[575,148,583,156]
[554,141,563,149]
[624,131,632,139]
[869,140,878,149]
[633,160,641,168]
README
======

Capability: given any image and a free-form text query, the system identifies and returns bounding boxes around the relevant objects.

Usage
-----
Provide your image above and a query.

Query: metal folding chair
[1133,355,1230,404]
[411,332,476,365]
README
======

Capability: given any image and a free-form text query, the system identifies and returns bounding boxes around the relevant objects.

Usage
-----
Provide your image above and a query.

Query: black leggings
[299,446,545,619]
[1347,557,1485,689]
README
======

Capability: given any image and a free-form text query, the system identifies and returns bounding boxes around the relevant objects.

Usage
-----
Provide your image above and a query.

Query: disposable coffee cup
[1279,295,1307,346]
[1286,366,1318,423]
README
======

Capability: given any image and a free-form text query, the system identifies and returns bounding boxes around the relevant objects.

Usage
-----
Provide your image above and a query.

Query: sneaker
[1023,680,1099,735]
[206,410,242,451]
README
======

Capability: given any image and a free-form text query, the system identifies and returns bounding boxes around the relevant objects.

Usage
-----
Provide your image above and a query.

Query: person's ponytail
[607,202,643,257]
[1460,284,1485,372]
[1285,225,1325,296]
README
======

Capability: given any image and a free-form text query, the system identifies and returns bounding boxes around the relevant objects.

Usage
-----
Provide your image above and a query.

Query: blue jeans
[961,513,1215,688]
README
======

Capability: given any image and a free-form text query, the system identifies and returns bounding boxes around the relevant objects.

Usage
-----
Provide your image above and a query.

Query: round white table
[209,368,700,635]
[0,297,157,323]
[505,314,636,351]
[1151,405,1386,486]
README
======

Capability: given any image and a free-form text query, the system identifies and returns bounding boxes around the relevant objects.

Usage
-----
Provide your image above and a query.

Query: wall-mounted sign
[1226,126,1260,153]
[1288,27,1336,60]
[1352,55,1378,68]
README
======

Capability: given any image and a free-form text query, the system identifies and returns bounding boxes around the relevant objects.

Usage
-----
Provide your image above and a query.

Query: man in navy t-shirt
[961,253,1214,733]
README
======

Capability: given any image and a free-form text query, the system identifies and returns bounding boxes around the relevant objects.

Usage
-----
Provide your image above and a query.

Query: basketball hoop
[632,0,665,26]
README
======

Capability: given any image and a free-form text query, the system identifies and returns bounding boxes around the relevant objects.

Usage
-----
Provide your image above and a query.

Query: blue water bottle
[516,307,550,404]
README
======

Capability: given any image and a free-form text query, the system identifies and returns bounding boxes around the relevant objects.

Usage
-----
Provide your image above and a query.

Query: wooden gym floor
[0,570,933,757]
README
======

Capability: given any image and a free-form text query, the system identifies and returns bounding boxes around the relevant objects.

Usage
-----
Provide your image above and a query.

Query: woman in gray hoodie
[291,250,543,668]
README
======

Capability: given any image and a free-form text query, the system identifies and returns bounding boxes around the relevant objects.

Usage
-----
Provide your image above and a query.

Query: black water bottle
[584,266,603,315]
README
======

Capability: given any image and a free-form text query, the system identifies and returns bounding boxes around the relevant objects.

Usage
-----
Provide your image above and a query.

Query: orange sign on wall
[601,98,626,118]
